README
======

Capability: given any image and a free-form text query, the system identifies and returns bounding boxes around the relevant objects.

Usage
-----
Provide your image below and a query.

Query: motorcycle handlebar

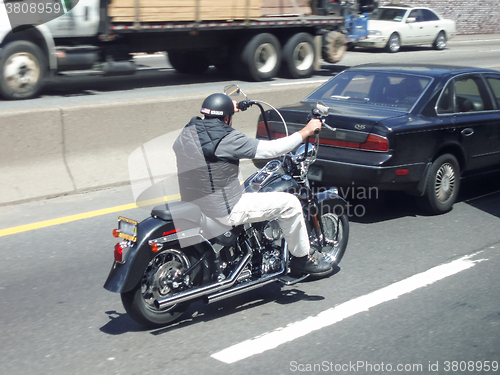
[237,100,255,111]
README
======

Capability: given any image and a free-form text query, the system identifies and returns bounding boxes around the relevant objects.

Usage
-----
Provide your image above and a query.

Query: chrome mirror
[224,84,248,100]
[316,101,329,116]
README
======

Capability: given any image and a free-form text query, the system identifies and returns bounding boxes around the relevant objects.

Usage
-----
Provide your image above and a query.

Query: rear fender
[103,217,212,293]
[104,216,171,293]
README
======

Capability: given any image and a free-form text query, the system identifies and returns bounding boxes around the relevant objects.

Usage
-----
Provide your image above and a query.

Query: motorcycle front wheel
[121,248,200,329]
[315,213,349,266]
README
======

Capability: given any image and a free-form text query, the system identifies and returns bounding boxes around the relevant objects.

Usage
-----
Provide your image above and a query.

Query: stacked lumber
[260,0,312,17]
[109,0,262,23]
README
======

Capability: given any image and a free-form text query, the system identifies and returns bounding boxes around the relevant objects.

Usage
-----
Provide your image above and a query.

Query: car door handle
[461,128,474,136]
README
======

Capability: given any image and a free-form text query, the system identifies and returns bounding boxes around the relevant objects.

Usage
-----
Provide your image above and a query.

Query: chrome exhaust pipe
[154,242,252,309]
[206,269,285,304]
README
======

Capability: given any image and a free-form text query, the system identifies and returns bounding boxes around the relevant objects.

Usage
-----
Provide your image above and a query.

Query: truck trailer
[0,0,377,100]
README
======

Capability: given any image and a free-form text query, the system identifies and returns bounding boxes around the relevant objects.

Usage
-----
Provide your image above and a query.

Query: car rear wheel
[433,31,447,50]
[418,154,460,214]
[385,33,400,53]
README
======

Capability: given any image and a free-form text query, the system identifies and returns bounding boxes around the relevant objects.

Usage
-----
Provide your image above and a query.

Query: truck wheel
[385,33,401,53]
[281,32,315,79]
[433,31,447,50]
[0,41,47,100]
[321,31,346,64]
[241,33,282,81]
[168,51,209,75]
[417,154,460,215]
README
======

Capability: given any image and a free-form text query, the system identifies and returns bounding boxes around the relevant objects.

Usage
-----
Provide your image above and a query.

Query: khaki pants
[217,192,310,257]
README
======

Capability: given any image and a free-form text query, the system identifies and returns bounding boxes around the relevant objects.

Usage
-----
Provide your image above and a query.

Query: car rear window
[306,71,431,111]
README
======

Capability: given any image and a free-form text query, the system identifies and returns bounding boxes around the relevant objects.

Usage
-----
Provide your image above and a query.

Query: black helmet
[200,93,234,118]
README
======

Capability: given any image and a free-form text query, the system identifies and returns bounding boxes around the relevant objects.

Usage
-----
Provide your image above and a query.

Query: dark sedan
[256,64,500,214]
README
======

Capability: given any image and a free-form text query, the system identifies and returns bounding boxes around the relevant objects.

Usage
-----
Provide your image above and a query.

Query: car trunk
[259,101,407,148]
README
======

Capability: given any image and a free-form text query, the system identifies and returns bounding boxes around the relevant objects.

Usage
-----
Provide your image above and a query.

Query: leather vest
[173,117,241,218]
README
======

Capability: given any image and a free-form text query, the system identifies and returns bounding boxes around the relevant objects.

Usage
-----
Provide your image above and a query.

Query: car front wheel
[385,33,400,53]
[418,154,460,214]
[433,31,447,50]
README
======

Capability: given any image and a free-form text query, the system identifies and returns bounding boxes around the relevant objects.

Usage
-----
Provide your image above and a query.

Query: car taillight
[319,133,389,152]
[257,122,286,139]
[360,134,389,152]
[114,243,123,263]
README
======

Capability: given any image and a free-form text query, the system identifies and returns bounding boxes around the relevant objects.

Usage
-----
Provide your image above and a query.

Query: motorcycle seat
[152,201,237,247]
[151,201,201,223]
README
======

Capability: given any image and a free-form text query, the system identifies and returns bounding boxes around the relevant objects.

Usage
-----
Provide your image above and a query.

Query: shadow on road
[315,171,500,224]
[100,310,145,335]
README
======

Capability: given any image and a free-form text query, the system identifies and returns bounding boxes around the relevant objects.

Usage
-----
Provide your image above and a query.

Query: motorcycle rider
[173,93,333,276]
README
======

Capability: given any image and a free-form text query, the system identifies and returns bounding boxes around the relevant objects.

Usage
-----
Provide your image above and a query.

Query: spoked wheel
[318,212,349,266]
[310,212,349,266]
[121,249,199,329]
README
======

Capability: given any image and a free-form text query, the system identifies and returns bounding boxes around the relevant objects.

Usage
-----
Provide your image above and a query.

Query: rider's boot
[289,252,333,277]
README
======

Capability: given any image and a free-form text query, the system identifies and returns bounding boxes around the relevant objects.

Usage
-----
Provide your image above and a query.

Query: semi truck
[0,0,377,100]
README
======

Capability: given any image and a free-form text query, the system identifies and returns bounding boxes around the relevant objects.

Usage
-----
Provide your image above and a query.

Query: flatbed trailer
[0,0,373,99]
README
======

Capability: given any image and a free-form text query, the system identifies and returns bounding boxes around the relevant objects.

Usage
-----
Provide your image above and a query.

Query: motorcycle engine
[261,248,282,275]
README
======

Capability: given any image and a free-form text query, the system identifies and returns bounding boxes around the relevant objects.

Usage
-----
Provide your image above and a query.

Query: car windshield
[305,71,431,111]
[371,7,408,22]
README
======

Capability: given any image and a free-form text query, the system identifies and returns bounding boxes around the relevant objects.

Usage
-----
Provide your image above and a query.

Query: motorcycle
[103,86,349,328]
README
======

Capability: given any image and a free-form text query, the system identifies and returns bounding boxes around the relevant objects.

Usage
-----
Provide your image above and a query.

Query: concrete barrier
[0,83,320,205]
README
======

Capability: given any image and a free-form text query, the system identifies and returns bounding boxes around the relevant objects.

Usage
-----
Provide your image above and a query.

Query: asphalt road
[0,169,499,375]
[1,34,500,111]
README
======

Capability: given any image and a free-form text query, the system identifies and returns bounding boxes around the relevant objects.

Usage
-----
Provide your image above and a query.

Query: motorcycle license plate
[118,217,138,242]
[308,165,323,181]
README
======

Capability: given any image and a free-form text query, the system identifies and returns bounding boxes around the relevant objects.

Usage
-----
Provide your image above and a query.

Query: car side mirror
[406,17,416,23]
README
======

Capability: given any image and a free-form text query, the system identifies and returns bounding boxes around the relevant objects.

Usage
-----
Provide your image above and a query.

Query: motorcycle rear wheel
[121,248,199,329]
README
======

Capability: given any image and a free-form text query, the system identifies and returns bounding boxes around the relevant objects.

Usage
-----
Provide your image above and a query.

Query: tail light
[319,133,389,152]
[257,121,389,152]
[256,122,286,139]
[114,243,124,263]
[360,134,389,152]
[114,241,132,264]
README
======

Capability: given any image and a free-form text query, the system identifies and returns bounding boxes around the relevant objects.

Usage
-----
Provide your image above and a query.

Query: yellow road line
[0,194,180,238]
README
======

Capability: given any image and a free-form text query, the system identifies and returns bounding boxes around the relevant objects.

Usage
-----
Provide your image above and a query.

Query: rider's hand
[298,119,321,141]
[232,100,240,113]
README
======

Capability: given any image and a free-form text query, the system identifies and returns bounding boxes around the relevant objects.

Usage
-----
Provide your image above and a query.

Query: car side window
[455,75,494,113]
[437,81,454,114]
[408,9,423,22]
[421,9,440,21]
[485,76,500,108]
